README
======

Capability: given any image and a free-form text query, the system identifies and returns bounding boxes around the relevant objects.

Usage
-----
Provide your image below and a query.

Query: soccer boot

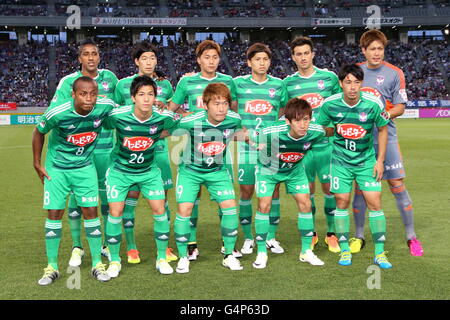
[222,255,243,271]
[176,257,190,274]
[324,234,341,253]
[127,249,141,264]
[299,249,325,266]
[252,252,268,269]
[91,262,111,282]
[68,247,84,267]
[374,252,393,269]
[188,243,199,261]
[338,250,352,266]
[241,239,255,255]
[349,237,366,253]
[101,245,111,262]
[266,238,285,254]
[407,237,424,256]
[38,265,60,286]
[166,247,178,262]
[156,259,174,275]
[310,232,319,250]
[106,261,121,278]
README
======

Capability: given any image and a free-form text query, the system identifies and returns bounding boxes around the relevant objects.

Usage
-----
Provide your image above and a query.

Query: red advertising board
[0,102,17,110]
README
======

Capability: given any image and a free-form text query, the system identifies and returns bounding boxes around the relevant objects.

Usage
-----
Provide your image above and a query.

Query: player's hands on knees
[34,164,50,184]
[154,99,168,111]
[373,160,384,182]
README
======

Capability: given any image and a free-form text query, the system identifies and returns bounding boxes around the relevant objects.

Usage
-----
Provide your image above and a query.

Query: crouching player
[252,98,326,269]
[32,76,116,285]
[103,76,180,277]
[316,64,392,268]
[173,83,244,273]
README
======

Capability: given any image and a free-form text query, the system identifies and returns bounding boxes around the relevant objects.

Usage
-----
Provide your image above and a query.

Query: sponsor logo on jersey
[246,89,252,94]
[197,141,226,156]
[298,93,324,109]
[124,126,132,131]
[268,88,276,98]
[381,111,390,121]
[399,88,408,101]
[303,142,311,150]
[294,85,301,90]
[149,125,158,134]
[196,96,206,109]
[244,100,274,115]
[93,119,102,128]
[157,86,162,96]
[278,152,304,163]
[361,87,382,98]
[376,75,385,85]
[336,123,367,139]
[337,112,344,117]
[123,136,154,151]
[68,124,76,129]
[67,132,98,147]
[359,112,368,122]
[317,80,325,90]
[196,85,202,89]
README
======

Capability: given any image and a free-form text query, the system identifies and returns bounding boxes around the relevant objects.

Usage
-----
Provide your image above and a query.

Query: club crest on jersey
[337,124,367,139]
[102,81,109,92]
[157,86,162,96]
[376,75,385,86]
[149,125,158,134]
[278,152,304,163]
[223,129,233,138]
[67,132,98,147]
[303,142,311,150]
[123,136,154,151]
[359,112,368,122]
[196,96,206,109]
[245,100,273,115]
[268,88,276,98]
[93,119,102,128]
[197,141,226,156]
[317,80,325,90]
[173,113,181,121]
[298,93,324,109]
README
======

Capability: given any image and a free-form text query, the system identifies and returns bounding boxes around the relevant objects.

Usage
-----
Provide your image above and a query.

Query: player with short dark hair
[283,36,342,253]
[350,29,423,257]
[252,97,326,269]
[33,76,116,285]
[316,64,392,268]
[234,42,288,255]
[113,41,177,264]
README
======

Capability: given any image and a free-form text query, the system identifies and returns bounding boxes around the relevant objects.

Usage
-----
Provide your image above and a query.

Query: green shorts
[303,144,332,184]
[93,151,112,190]
[43,164,98,210]
[330,161,381,194]
[255,165,310,198]
[176,165,235,204]
[155,139,173,190]
[237,146,258,185]
[105,166,165,202]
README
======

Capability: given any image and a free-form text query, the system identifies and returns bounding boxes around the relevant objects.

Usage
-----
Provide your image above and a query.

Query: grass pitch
[0,118,449,300]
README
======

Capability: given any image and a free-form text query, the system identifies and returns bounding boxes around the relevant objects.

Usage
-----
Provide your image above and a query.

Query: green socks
[188,198,200,244]
[324,194,336,233]
[175,214,191,258]
[45,219,62,270]
[334,208,350,252]
[84,218,103,267]
[123,197,138,251]
[369,210,387,255]
[67,195,82,249]
[255,211,270,253]
[298,212,314,254]
[221,207,238,255]
[239,199,253,240]
[267,198,280,241]
[154,212,170,260]
[105,215,122,262]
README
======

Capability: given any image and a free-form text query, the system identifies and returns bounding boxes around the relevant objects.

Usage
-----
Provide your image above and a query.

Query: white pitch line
[0,145,29,149]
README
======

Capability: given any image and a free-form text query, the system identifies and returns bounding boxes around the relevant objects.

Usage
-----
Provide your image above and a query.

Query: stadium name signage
[311,18,351,26]
[406,100,450,108]
[92,17,187,26]
[362,17,403,25]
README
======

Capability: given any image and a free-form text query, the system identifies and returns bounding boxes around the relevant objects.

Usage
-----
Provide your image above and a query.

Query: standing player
[52,38,119,266]
[113,41,177,263]
[168,40,239,260]
[172,83,243,273]
[316,64,392,268]
[252,98,326,269]
[32,77,115,285]
[283,36,341,253]
[234,43,288,255]
[104,76,180,277]
[350,30,423,256]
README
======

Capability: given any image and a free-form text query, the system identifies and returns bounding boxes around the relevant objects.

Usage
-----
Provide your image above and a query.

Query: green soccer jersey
[114,74,174,106]
[256,121,325,173]
[37,97,116,170]
[104,105,180,174]
[283,67,341,148]
[51,69,119,154]
[171,72,237,112]
[234,74,288,154]
[316,92,390,168]
[174,110,242,173]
